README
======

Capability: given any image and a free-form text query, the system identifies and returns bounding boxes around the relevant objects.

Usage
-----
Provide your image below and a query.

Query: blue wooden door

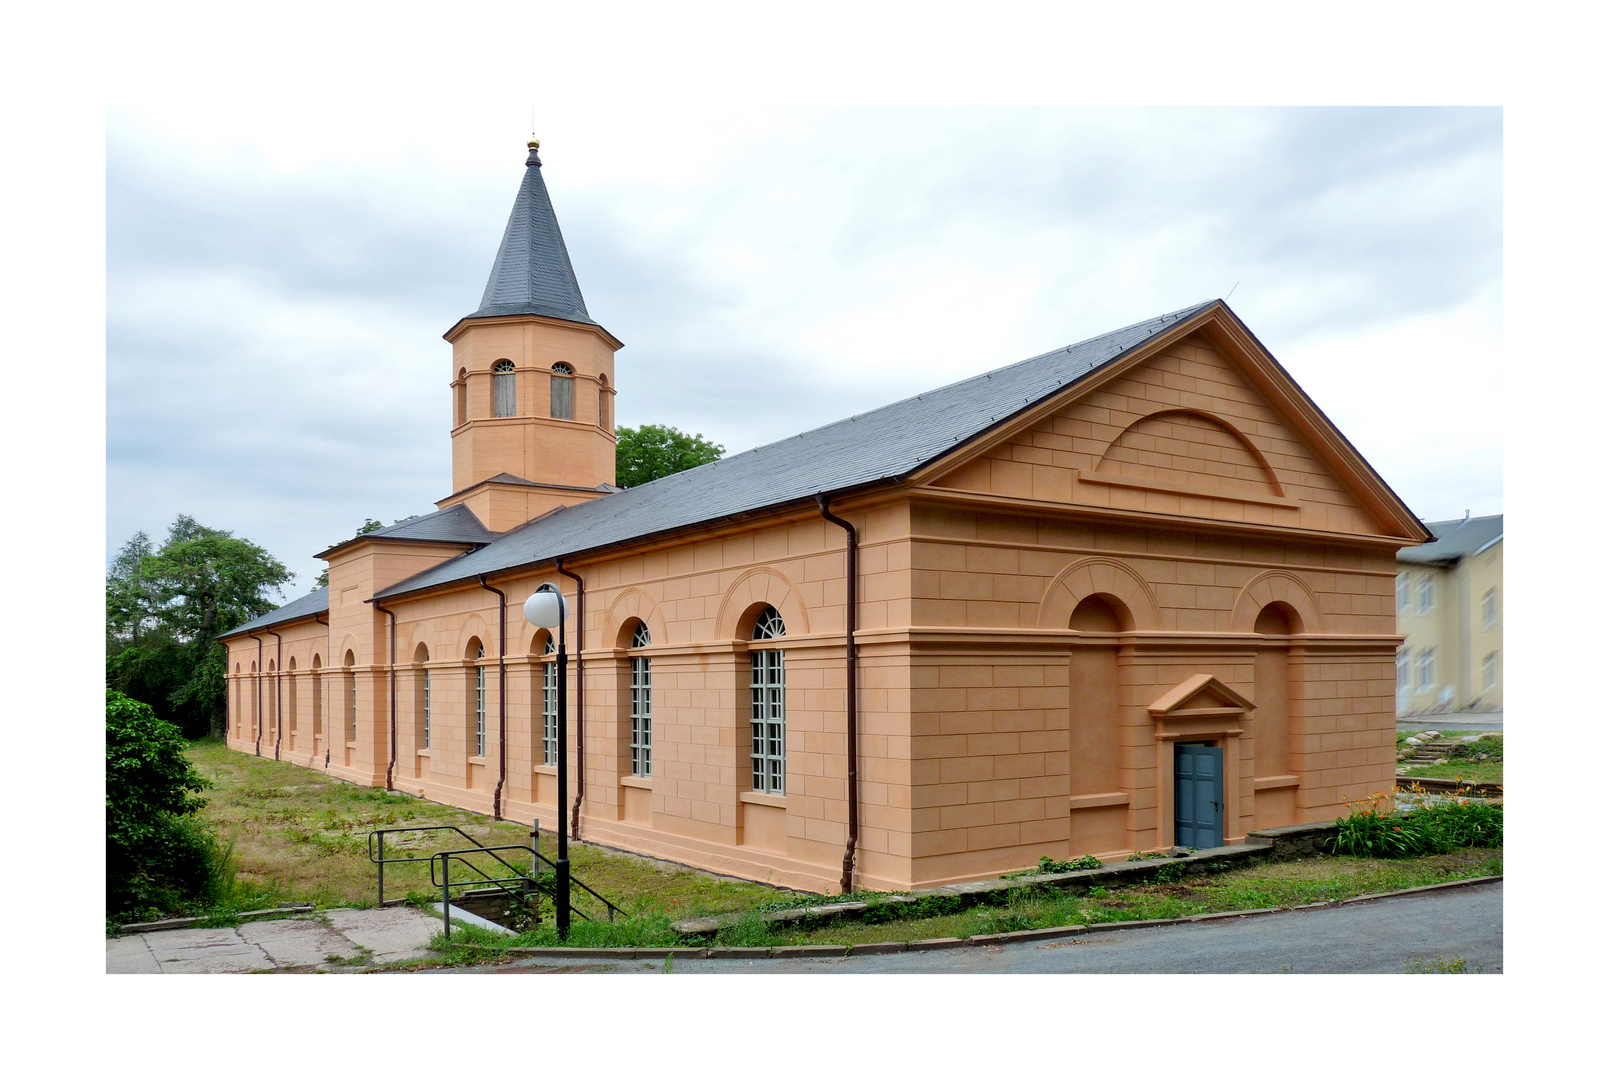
[1174,743,1224,849]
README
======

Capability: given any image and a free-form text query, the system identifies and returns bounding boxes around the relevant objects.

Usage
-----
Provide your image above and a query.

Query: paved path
[1398,711,1502,732]
[106,906,440,973]
[419,880,1502,975]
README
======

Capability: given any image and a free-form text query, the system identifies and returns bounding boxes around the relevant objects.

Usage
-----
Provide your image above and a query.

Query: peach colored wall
[224,320,1413,894]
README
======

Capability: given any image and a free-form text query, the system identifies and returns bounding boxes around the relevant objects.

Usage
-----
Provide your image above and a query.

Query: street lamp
[522,582,571,939]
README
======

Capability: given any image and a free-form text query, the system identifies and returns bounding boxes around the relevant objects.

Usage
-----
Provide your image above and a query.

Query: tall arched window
[629,622,652,777]
[311,655,323,742]
[250,660,259,739]
[1068,594,1130,856]
[750,606,786,794]
[541,636,558,766]
[550,363,574,420]
[471,640,487,758]
[598,374,611,430]
[287,657,299,750]
[413,643,431,753]
[492,360,516,417]
[233,663,242,737]
[343,651,357,744]
[454,368,468,427]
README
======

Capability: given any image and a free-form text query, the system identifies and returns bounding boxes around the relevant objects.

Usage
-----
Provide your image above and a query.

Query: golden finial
[527,136,541,150]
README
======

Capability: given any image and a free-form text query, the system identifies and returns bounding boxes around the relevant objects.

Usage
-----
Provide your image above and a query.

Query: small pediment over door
[1148,674,1254,740]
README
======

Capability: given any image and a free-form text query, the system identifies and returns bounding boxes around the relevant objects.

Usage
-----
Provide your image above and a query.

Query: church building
[222,139,1430,894]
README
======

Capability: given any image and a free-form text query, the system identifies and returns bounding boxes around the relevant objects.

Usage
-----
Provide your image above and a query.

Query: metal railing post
[440,852,451,942]
[377,831,386,908]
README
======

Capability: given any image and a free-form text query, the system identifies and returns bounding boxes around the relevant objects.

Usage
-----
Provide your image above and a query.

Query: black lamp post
[522,582,571,939]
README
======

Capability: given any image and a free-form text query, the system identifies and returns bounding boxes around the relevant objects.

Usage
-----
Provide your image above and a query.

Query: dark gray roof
[376,300,1219,600]
[316,503,498,559]
[1397,514,1503,565]
[227,587,330,637]
[463,143,596,326]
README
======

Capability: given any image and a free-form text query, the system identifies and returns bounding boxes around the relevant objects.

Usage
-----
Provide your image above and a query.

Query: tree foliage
[106,515,293,738]
[615,424,725,488]
[106,689,228,919]
[314,517,393,587]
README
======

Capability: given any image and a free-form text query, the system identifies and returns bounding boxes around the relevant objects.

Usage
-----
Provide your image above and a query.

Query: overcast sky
[107,105,1502,593]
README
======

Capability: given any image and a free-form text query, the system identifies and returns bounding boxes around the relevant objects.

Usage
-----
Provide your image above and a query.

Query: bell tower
[437,138,623,532]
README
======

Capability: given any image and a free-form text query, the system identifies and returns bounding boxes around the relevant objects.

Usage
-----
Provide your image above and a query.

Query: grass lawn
[1398,731,1503,785]
[188,739,795,919]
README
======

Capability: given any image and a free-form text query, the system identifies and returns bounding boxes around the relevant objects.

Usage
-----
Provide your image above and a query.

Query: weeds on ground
[1002,855,1103,879]
[1331,793,1502,857]
[1405,954,1483,974]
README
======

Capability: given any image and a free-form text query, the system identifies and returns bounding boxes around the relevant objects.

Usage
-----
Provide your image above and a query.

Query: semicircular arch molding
[1096,408,1285,497]
[605,588,669,649]
[458,615,491,658]
[1037,557,1160,631]
[714,567,811,641]
[1231,571,1324,634]
[338,636,359,666]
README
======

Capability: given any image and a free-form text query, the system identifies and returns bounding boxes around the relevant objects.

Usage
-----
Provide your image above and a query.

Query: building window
[629,623,652,778]
[423,669,432,750]
[311,655,323,739]
[550,363,574,420]
[1396,573,1409,613]
[492,360,516,417]
[542,637,558,766]
[454,368,467,427]
[1482,652,1498,692]
[1482,588,1497,630]
[343,652,357,743]
[1415,648,1436,692]
[1416,575,1434,614]
[598,374,611,430]
[475,643,486,758]
[1396,649,1410,692]
[750,605,786,795]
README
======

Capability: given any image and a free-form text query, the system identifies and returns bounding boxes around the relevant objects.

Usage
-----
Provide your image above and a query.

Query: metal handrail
[367,821,623,941]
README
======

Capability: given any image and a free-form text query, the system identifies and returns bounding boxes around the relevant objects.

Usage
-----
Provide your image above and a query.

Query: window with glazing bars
[475,644,486,758]
[750,606,786,794]
[630,623,652,777]
[550,363,574,420]
[423,669,432,750]
[492,360,516,417]
[542,639,558,766]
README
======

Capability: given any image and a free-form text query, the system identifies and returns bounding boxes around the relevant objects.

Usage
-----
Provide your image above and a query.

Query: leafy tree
[314,517,390,587]
[615,424,725,488]
[106,515,293,738]
[106,689,229,919]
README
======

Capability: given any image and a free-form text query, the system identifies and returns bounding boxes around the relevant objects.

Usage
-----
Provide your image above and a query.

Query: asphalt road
[440,879,1501,975]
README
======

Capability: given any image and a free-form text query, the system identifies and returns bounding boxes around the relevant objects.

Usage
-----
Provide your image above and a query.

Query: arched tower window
[750,605,786,794]
[492,360,516,418]
[455,368,468,428]
[550,363,574,420]
[628,622,652,777]
[598,373,611,431]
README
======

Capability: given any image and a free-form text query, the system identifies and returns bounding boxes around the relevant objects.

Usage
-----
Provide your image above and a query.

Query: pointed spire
[466,138,595,326]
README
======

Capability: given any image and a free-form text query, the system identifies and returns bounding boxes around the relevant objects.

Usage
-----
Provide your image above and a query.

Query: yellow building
[1395,514,1503,715]
[221,140,1431,893]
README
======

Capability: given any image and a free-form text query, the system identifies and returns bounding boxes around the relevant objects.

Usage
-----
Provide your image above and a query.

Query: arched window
[343,651,357,744]
[492,360,516,417]
[455,368,468,427]
[598,374,611,430]
[629,622,652,777]
[286,657,299,750]
[1253,603,1298,781]
[541,636,558,766]
[311,654,323,742]
[233,662,242,738]
[469,639,487,759]
[750,606,786,794]
[413,642,431,753]
[550,363,574,420]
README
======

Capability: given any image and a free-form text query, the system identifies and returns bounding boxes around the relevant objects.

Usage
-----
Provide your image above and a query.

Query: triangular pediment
[1148,674,1255,718]
[917,304,1427,542]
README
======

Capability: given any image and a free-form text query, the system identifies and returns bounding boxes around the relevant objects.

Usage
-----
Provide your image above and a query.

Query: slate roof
[316,503,498,559]
[229,587,330,637]
[462,142,596,326]
[374,300,1220,601]
[1397,514,1503,565]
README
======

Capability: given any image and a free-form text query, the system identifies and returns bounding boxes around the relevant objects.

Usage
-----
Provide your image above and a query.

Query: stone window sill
[620,775,652,790]
[739,790,786,809]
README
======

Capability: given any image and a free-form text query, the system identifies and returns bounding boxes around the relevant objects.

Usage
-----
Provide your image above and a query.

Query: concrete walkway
[106,906,441,973]
[1398,710,1502,732]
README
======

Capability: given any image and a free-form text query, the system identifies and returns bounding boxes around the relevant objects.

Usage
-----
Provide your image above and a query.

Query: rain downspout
[368,600,398,793]
[266,630,284,761]
[248,633,264,757]
[315,612,331,767]
[477,576,508,820]
[555,559,585,841]
[815,493,860,894]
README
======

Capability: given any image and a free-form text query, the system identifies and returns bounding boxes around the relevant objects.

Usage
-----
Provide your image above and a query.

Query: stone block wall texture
[227,326,1415,894]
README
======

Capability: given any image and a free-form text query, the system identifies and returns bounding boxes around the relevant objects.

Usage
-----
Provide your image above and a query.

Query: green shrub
[106,689,232,920]
[1331,797,1502,858]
